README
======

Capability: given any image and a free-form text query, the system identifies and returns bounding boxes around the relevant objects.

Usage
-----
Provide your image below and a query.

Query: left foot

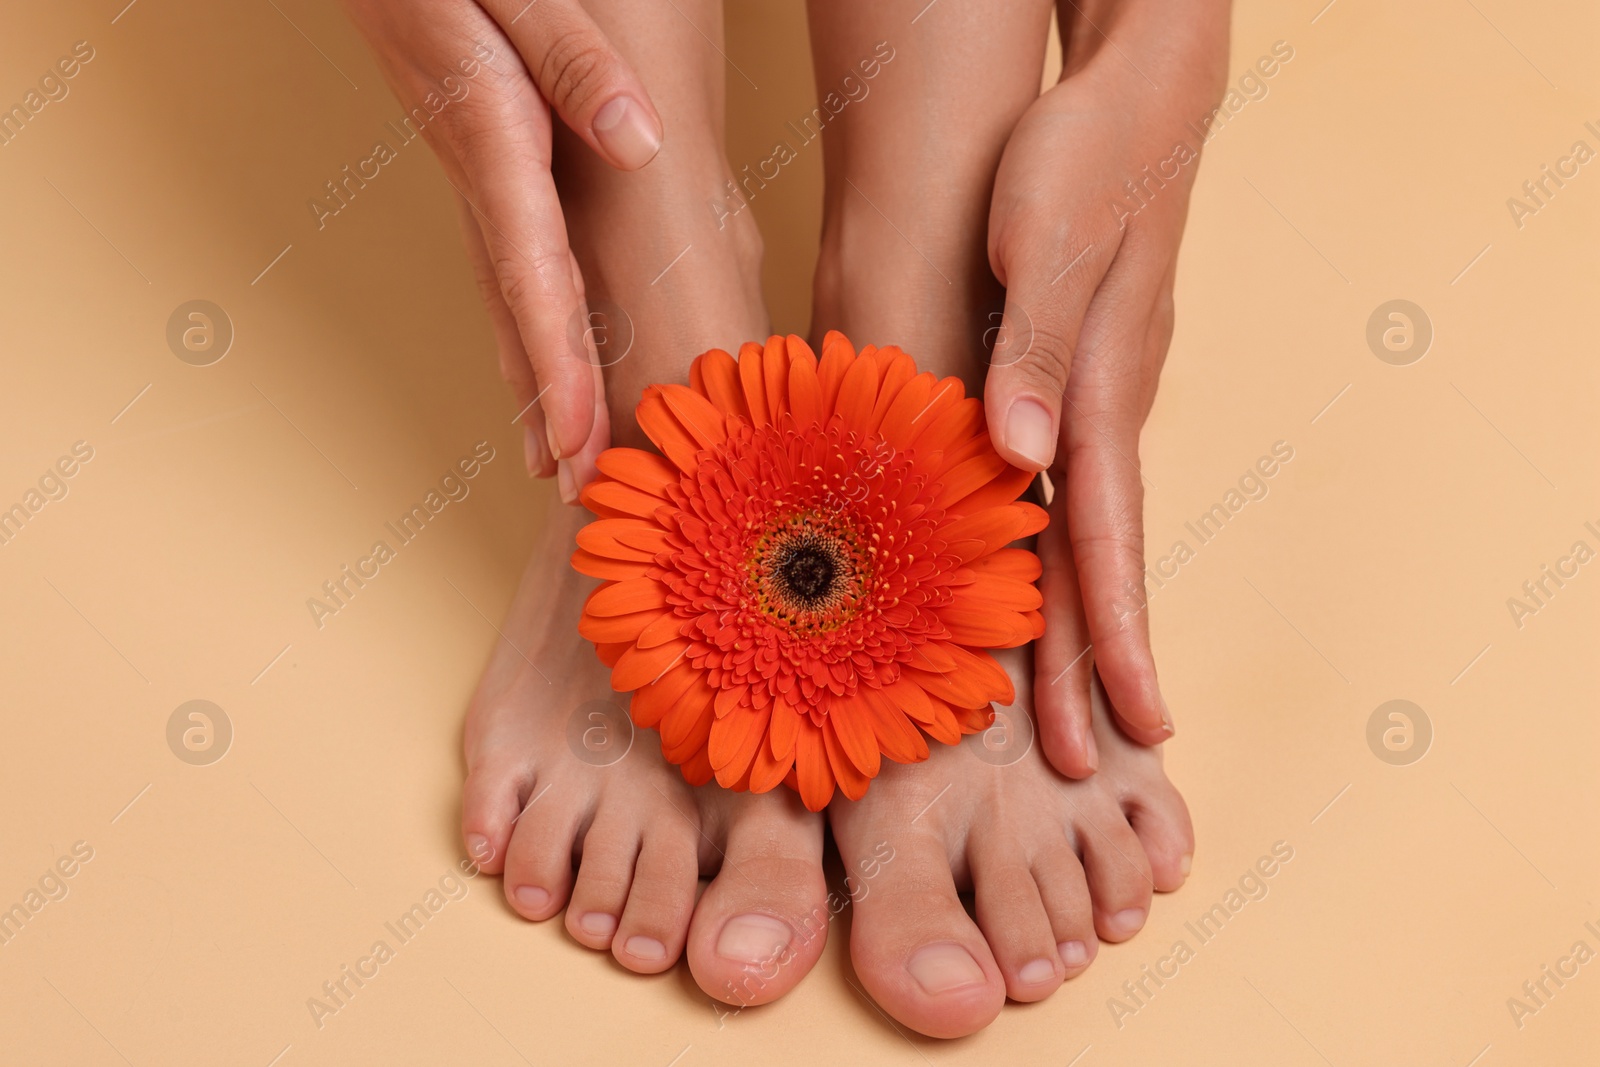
[827,645,1193,1038]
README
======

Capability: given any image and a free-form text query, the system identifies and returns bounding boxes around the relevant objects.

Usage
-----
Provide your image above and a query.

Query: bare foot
[827,645,1193,1038]
[461,479,829,1002]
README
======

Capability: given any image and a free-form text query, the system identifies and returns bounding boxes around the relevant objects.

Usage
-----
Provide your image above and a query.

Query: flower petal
[611,638,691,691]
[586,577,669,616]
[578,607,662,644]
[660,384,729,451]
[739,340,769,426]
[696,347,749,419]
[822,718,872,800]
[596,448,680,497]
[636,388,704,472]
[818,331,855,412]
[571,549,648,581]
[635,610,686,649]
[794,722,836,811]
[827,694,881,777]
[835,355,879,435]
[628,661,701,728]
[763,336,789,420]
[769,695,800,760]
[787,354,825,431]
[748,740,792,794]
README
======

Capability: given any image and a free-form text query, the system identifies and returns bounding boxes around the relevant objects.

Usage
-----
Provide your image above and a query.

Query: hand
[342,0,666,498]
[983,0,1229,770]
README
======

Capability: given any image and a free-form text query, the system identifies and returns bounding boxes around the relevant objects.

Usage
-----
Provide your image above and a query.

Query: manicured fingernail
[592,95,661,170]
[624,935,667,961]
[514,885,550,911]
[523,424,545,475]
[1107,907,1146,938]
[1159,695,1175,736]
[1004,398,1055,469]
[1059,940,1091,968]
[545,418,563,462]
[1180,853,1193,877]
[465,833,491,862]
[557,459,577,504]
[1018,957,1057,985]
[716,914,791,965]
[579,912,617,938]
[906,943,986,995]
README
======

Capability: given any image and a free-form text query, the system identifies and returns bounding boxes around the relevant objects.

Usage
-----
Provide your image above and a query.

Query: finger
[454,195,555,478]
[984,231,1116,472]
[435,66,597,463]
[1032,475,1098,778]
[481,0,662,170]
[1060,261,1176,745]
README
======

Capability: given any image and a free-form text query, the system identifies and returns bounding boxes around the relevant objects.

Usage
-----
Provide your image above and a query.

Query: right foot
[462,507,830,1002]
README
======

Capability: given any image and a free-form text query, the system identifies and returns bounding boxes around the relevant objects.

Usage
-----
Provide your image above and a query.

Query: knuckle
[538,29,614,115]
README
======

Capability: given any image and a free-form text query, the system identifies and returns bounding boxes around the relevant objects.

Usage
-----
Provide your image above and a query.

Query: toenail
[624,935,667,961]
[1018,958,1057,985]
[1059,941,1090,968]
[716,913,792,965]
[1108,907,1147,937]
[1180,853,1193,877]
[906,943,986,996]
[578,912,617,938]
[514,885,550,911]
[465,833,491,862]
[1003,398,1055,469]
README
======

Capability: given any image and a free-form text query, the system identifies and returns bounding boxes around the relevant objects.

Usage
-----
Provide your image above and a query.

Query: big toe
[687,790,827,1007]
[835,820,1005,1039]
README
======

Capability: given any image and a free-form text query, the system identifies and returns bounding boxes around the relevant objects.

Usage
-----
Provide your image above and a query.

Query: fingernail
[1005,398,1055,469]
[1018,957,1057,985]
[545,418,563,462]
[1158,695,1175,736]
[1180,853,1193,878]
[592,95,661,170]
[557,459,577,504]
[465,833,491,862]
[716,914,791,965]
[906,942,986,995]
[624,935,667,961]
[1059,940,1091,968]
[1106,907,1146,939]
[523,424,546,476]
[579,912,617,938]
[514,885,550,912]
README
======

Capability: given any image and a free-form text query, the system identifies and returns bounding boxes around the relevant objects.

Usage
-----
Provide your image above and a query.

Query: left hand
[983,0,1229,774]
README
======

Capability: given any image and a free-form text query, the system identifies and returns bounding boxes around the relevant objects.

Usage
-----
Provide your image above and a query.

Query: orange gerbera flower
[574,332,1047,810]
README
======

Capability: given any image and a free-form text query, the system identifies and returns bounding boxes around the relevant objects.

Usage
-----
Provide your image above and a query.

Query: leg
[804,0,1193,1036]
[460,0,828,1005]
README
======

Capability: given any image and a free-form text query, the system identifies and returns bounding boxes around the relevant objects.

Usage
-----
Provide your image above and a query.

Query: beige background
[1,0,1596,1064]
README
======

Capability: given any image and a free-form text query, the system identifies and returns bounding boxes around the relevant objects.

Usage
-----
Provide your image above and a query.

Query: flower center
[754,524,859,628]
[776,540,838,605]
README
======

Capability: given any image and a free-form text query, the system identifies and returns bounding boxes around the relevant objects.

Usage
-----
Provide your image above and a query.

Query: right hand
[343,0,665,499]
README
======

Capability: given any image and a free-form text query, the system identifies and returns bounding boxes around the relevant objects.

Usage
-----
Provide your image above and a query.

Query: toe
[613,821,699,973]
[970,838,1065,1002]
[834,823,1004,1039]
[564,808,641,950]
[686,790,827,1007]
[1125,776,1196,893]
[461,755,532,876]
[502,777,586,921]
[1030,838,1098,978]
[1031,539,1097,779]
[1075,805,1154,943]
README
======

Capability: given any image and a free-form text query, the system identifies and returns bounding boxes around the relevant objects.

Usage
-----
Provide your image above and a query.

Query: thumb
[487,0,663,170]
[984,238,1111,472]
